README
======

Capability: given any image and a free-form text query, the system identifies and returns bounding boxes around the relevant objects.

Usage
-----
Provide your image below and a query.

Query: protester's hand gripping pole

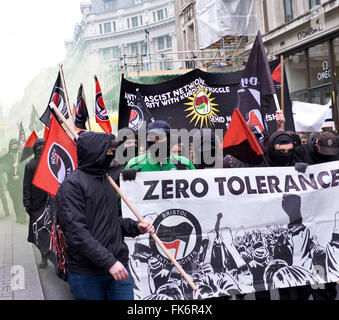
[106,174,198,291]
[51,103,197,291]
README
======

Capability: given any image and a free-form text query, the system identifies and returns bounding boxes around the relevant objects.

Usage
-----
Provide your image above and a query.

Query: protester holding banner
[56,131,154,300]
[123,120,195,180]
[0,139,25,223]
[23,138,50,269]
[294,130,339,300]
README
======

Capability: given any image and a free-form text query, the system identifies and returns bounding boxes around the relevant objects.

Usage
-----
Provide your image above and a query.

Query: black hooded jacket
[23,138,47,212]
[294,139,339,165]
[56,131,140,275]
[266,131,295,167]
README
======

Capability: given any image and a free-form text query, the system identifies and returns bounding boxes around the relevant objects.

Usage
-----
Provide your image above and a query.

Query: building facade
[174,0,339,129]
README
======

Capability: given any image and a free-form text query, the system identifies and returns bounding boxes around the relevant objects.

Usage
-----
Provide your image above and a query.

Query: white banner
[121,162,339,299]
[292,100,332,132]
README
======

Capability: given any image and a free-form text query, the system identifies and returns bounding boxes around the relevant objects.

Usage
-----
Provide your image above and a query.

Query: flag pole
[280,55,284,115]
[81,83,92,131]
[51,102,197,291]
[58,64,74,126]
[106,174,198,291]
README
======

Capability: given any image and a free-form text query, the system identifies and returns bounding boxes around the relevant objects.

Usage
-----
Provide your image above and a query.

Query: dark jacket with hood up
[56,131,140,275]
[294,138,339,165]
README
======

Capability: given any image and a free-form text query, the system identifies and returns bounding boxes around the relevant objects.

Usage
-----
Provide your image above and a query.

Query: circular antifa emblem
[48,143,75,184]
[96,93,109,121]
[128,106,144,131]
[150,209,202,266]
[194,90,211,115]
[52,88,66,115]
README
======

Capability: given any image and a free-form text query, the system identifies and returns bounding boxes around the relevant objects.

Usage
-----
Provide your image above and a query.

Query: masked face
[273,143,294,166]
[147,133,169,162]
[34,145,44,159]
[10,144,19,154]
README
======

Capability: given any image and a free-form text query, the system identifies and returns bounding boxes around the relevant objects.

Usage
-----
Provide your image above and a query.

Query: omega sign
[317,60,336,81]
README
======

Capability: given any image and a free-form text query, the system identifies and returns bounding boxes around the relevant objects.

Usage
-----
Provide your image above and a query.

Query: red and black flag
[18,122,26,152]
[221,108,263,165]
[40,71,69,128]
[32,114,77,197]
[128,89,154,131]
[75,83,89,130]
[272,63,282,83]
[29,105,44,133]
[20,130,38,162]
[237,31,277,148]
[94,75,112,134]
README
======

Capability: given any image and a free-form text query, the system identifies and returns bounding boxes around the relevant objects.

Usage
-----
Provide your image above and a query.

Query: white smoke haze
[0,1,82,112]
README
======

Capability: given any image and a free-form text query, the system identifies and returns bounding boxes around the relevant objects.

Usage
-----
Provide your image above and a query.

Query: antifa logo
[48,143,75,184]
[128,106,144,131]
[194,91,211,115]
[95,93,109,121]
[76,98,85,121]
[52,87,67,115]
[150,209,202,266]
[247,109,265,134]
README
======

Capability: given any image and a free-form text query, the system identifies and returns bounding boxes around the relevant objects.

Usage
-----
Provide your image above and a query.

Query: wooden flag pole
[52,103,197,290]
[81,83,92,131]
[106,174,198,291]
[280,55,285,115]
[58,64,74,126]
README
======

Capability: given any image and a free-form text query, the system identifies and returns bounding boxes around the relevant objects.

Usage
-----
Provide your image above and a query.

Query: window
[141,42,147,55]
[157,36,165,50]
[131,16,138,28]
[166,35,172,49]
[99,24,103,34]
[157,9,164,21]
[104,22,112,33]
[127,18,130,29]
[140,15,143,26]
[309,0,321,9]
[153,11,156,22]
[103,0,114,12]
[286,51,308,102]
[112,46,120,59]
[131,43,139,55]
[102,48,112,61]
[112,21,116,32]
[134,0,142,4]
[334,37,339,98]
[165,8,168,18]
[284,0,293,22]
[309,42,330,88]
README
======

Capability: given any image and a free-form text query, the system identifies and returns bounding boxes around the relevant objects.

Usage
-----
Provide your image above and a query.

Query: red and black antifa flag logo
[75,84,89,130]
[95,90,109,121]
[40,71,69,127]
[128,90,154,131]
[150,209,202,265]
[47,143,75,184]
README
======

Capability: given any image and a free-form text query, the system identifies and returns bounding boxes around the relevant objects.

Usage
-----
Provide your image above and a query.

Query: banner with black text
[121,162,339,299]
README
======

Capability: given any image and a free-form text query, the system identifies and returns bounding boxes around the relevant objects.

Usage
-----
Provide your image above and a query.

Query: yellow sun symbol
[184,89,220,128]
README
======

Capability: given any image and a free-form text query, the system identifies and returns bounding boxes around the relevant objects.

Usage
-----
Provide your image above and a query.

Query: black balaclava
[9,139,19,155]
[33,138,46,160]
[267,131,294,167]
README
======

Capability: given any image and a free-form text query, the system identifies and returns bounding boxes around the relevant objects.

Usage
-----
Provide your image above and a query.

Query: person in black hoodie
[0,139,25,223]
[56,131,154,300]
[23,138,50,268]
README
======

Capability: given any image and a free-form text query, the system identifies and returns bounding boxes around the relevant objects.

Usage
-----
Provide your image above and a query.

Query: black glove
[295,162,308,173]
[121,168,142,181]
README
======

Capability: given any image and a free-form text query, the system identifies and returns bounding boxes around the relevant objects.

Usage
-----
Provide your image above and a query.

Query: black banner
[118,60,294,135]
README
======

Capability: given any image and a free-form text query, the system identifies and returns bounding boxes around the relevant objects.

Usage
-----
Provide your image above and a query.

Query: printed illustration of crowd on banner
[121,163,339,300]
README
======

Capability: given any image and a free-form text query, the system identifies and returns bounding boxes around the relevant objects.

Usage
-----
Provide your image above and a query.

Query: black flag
[18,122,26,152]
[29,105,43,132]
[75,84,89,130]
[40,71,69,127]
[237,31,277,148]
[128,87,154,131]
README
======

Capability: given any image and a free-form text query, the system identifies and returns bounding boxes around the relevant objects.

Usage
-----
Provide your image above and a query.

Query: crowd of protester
[0,110,338,301]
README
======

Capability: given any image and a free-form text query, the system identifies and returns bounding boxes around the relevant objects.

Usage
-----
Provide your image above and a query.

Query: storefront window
[286,51,308,101]
[309,42,330,88]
